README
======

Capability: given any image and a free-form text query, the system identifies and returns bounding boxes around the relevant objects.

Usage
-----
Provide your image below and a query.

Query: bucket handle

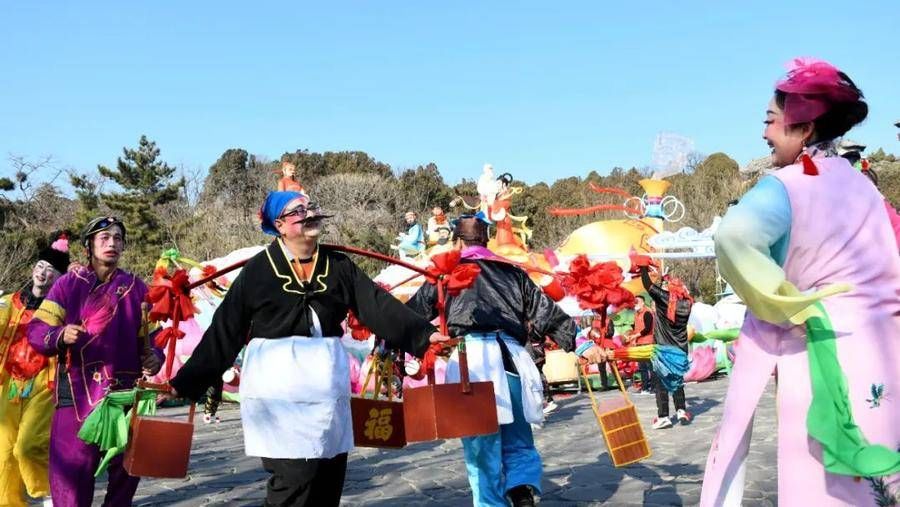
[580,355,633,409]
[133,380,196,425]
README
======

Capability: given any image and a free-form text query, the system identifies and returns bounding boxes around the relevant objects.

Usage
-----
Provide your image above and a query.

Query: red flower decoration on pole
[420,250,480,386]
[424,251,481,300]
[146,267,197,379]
[561,255,635,311]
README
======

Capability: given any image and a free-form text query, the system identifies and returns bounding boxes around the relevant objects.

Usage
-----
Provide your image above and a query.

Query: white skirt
[240,335,353,459]
[444,332,545,425]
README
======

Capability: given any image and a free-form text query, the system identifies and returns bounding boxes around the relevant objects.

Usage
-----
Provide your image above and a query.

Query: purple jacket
[28,267,155,422]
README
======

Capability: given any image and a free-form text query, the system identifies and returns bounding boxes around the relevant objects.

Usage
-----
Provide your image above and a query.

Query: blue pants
[461,374,542,506]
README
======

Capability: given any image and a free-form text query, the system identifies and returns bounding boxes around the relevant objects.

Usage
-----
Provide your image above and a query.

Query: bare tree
[0,238,34,294]
[6,154,62,201]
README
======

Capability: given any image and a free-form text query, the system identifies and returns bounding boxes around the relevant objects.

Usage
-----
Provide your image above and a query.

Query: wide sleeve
[170,269,251,401]
[346,261,435,357]
[28,280,69,356]
[523,273,576,352]
[715,175,849,325]
[405,282,439,323]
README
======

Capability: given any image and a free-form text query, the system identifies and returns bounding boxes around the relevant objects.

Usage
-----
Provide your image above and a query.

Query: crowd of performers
[0,56,895,507]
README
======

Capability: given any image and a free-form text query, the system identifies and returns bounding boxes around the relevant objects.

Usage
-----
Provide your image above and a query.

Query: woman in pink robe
[701,58,900,506]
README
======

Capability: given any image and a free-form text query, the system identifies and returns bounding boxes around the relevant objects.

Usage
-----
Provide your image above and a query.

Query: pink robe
[701,157,900,506]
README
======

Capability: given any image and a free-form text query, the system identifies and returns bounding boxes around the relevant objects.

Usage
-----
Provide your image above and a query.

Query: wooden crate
[594,395,651,467]
[583,365,651,467]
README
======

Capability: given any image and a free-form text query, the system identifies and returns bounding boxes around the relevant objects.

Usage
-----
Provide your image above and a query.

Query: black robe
[406,258,575,352]
[171,240,435,401]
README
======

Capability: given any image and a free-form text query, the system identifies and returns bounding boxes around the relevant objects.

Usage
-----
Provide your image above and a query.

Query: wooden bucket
[350,352,406,448]
[124,381,195,478]
[403,338,498,442]
[582,363,651,467]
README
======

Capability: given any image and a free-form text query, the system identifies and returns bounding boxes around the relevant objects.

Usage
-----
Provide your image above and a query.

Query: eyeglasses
[279,202,320,220]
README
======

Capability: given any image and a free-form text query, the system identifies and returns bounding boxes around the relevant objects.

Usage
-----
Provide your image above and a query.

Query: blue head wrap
[260,191,307,236]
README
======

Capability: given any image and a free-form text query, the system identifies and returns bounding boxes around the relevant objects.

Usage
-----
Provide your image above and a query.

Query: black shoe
[507,485,536,507]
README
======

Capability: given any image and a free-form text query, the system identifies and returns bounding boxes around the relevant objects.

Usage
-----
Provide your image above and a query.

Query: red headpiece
[663,276,693,322]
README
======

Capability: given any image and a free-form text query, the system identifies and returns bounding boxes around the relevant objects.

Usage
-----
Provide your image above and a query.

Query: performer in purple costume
[28,217,162,507]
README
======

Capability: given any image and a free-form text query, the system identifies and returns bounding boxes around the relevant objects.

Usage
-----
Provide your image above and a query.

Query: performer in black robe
[170,191,448,507]
[405,215,605,506]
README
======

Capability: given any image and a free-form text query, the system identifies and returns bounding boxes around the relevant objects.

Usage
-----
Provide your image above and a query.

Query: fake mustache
[294,214,334,225]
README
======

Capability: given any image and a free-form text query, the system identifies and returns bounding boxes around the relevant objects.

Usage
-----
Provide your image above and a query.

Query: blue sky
[2,1,898,186]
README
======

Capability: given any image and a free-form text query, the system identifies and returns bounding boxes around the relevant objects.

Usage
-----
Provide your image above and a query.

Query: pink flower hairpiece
[775,57,859,124]
[51,234,69,253]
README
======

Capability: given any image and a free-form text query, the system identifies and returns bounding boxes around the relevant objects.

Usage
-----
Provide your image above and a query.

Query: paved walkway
[99,376,778,506]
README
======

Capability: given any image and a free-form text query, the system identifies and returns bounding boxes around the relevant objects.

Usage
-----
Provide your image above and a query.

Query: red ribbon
[417,251,480,378]
[409,340,459,380]
[423,251,481,335]
[664,276,693,322]
[424,251,481,298]
[147,268,196,323]
[346,310,373,341]
[153,327,186,349]
[146,267,197,379]
[561,255,635,311]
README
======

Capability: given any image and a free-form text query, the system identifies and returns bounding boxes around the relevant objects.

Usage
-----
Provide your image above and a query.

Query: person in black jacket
[639,266,694,429]
[170,191,449,507]
[407,215,606,507]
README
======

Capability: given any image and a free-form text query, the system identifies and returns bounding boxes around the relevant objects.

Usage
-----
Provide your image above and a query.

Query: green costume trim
[806,302,900,477]
[77,389,158,477]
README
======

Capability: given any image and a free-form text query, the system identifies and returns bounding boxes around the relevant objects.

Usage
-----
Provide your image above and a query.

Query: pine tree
[96,135,185,271]
[69,172,102,233]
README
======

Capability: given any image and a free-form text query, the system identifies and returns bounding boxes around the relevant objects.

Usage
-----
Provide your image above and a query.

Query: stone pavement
[98,376,778,506]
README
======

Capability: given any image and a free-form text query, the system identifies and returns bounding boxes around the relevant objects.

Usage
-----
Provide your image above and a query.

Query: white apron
[445,332,544,425]
[240,332,353,459]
